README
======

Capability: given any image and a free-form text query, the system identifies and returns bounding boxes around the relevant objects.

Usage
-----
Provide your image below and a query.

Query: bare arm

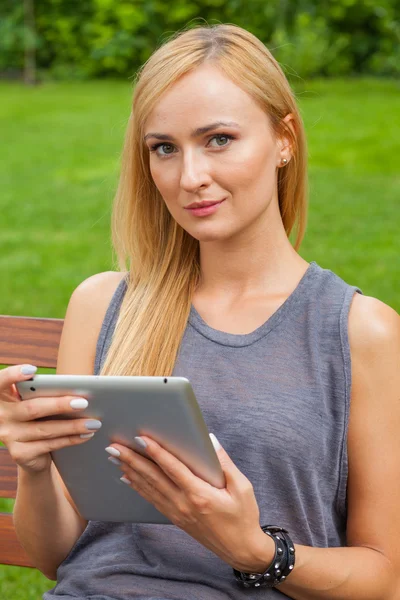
[14,464,87,580]
[12,271,125,579]
[246,294,400,599]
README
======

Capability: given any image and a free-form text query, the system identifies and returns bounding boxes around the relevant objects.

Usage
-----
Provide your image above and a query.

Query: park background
[0,0,399,597]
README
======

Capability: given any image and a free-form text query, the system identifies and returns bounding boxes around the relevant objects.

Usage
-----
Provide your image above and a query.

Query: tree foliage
[0,0,399,79]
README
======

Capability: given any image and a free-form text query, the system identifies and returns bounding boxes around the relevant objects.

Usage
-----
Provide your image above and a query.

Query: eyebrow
[144,121,240,143]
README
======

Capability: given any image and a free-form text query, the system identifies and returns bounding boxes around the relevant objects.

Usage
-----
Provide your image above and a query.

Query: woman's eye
[208,134,233,147]
[149,134,234,157]
[150,143,175,156]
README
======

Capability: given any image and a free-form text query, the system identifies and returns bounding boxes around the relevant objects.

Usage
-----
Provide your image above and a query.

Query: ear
[277,113,296,165]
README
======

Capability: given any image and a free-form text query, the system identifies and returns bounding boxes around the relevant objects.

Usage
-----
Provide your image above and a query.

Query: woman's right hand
[0,365,101,474]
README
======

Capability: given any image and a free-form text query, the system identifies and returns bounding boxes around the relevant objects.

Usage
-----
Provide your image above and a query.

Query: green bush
[271,13,352,79]
[0,0,399,79]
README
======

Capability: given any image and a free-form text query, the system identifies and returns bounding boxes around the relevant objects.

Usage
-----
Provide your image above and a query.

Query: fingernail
[105,447,120,457]
[70,398,88,410]
[80,433,95,439]
[120,476,131,485]
[20,365,37,375]
[209,433,222,451]
[134,436,147,450]
[108,456,122,466]
[85,420,102,431]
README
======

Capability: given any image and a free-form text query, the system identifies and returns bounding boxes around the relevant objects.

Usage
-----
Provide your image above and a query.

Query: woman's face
[143,63,291,242]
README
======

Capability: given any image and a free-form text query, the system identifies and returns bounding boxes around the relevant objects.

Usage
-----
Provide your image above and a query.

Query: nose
[179,148,212,193]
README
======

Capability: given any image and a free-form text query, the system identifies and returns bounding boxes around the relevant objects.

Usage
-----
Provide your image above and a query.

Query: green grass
[0,77,399,597]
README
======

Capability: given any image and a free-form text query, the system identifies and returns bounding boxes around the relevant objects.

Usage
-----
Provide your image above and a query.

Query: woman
[1,23,399,600]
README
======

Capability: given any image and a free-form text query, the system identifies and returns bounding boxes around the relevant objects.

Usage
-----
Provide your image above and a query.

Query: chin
[185,223,235,243]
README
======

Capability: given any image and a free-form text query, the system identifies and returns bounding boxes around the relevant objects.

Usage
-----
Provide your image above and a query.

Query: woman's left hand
[105,434,274,572]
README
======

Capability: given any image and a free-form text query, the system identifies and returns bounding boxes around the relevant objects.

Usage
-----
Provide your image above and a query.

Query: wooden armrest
[0,314,63,567]
[0,513,34,568]
[0,446,18,498]
[0,448,34,567]
[0,315,63,368]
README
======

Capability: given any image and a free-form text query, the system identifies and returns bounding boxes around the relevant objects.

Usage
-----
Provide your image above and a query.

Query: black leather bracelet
[271,527,295,579]
[233,525,295,588]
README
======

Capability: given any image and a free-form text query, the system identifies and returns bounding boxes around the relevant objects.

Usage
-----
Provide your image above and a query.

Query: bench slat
[0,315,64,568]
[0,513,34,567]
[0,315,63,368]
[0,447,18,498]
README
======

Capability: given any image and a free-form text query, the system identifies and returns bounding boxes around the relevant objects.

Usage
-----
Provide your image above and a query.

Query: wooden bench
[0,315,63,567]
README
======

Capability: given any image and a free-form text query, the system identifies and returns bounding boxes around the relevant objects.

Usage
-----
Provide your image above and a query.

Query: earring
[281,158,288,166]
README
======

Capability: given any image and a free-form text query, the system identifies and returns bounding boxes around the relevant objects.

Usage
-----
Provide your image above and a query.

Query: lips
[185,199,225,209]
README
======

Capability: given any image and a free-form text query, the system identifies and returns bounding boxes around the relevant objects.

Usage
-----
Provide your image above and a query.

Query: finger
[0,387,19,403]
[120,463,172,510]
[6,417,102,443]
[208,433,250,492]
[118,437,207,494]
[8,433,97,467]
[10,383,22,401]
[108,445,180,498]
[13,395,91,422]
[0,365,38,391]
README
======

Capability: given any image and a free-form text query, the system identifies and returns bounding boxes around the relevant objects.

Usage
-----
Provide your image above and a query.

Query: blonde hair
[101,23,308,377]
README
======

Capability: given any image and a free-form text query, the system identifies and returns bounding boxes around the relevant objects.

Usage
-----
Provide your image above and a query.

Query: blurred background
[0,0,399,596]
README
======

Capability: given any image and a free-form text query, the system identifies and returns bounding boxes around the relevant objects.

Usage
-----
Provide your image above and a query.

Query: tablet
[16,375,225,524]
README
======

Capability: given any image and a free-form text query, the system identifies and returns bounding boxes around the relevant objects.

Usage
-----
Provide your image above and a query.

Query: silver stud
[289,565,294,570]
[255,582,261,587]
[277,547,283,554]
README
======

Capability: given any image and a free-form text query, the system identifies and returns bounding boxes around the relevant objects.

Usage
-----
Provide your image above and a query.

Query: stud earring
[281,158,288,166]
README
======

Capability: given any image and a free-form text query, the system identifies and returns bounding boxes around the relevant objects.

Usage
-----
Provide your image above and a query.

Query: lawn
[0,77,399,597]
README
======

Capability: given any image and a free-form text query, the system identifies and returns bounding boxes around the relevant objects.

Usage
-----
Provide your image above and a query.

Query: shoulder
[347,292,400,417]
[346,294,400,573]
[66,270,127,330]
[57,271,127,374]
[348,292,400,362]
[70,270,127,305]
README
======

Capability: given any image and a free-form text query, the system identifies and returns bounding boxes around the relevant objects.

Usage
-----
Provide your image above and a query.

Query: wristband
[233,525,295,588]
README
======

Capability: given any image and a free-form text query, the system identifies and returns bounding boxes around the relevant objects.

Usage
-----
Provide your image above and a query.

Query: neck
[196,199,308,300]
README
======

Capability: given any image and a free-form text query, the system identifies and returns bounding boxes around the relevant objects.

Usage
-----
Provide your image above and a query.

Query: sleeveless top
[44,261,362,600]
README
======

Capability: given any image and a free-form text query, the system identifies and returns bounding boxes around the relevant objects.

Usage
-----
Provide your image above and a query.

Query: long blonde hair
[101,23,308,377]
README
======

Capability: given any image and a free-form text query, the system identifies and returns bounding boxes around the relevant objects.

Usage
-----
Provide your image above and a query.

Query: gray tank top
[44,261,362,600]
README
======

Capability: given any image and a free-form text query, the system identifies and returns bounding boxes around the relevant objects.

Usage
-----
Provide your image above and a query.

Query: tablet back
[17,375,225,523]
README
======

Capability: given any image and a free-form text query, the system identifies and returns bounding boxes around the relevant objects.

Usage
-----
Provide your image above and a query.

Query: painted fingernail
[209,433,222,451]
[80,433,95,439]
[108,456,121,466]
[120,476,131,485]
[70,398,88,410]
[105,446,120,457]
[134,436,147,450]
[20,365,37,375]
[85,420,102,430]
